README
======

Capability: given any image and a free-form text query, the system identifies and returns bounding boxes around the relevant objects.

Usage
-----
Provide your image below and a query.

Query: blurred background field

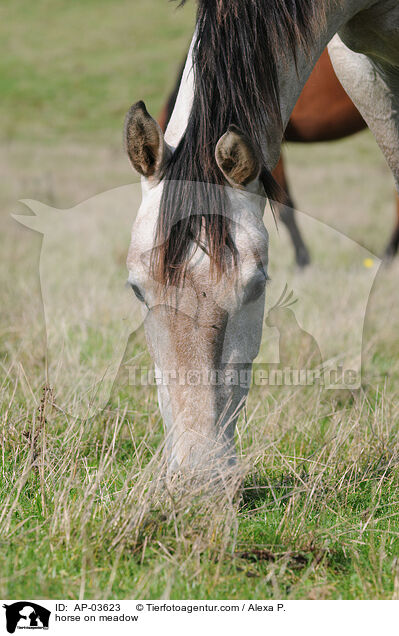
[1,0,399,600]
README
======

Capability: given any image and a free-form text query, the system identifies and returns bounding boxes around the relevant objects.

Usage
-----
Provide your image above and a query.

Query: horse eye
[243,270,267,304]
[130,283,145,303]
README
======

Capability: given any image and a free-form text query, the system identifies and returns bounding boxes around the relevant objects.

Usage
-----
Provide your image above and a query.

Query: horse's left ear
[215,125,261,187]
[124,101,172,179]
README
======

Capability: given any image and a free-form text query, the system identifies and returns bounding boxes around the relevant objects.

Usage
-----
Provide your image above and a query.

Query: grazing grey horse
[125,0,399,476]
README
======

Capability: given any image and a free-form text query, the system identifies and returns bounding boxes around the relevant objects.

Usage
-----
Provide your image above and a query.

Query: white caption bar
[1,600,397,636]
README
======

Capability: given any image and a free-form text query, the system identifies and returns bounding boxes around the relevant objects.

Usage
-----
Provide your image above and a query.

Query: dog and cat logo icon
[2,602,51,633]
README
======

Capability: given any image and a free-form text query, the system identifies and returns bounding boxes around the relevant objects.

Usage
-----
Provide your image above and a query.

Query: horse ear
[215,125,261,187]
[124,101,171,179]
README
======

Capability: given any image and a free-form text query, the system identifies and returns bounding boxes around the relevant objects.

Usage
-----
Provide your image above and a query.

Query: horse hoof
[382,243,398,265]
[296,249,311,268]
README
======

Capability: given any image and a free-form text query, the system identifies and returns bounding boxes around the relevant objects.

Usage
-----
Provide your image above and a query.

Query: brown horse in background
[159,49,399,265]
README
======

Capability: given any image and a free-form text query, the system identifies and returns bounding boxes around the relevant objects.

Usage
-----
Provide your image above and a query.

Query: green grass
[0,0,195,144]
[2,382,399,599]
[1,0,399,601]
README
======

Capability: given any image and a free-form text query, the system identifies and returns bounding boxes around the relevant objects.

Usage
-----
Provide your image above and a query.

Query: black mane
[154,0,332,285]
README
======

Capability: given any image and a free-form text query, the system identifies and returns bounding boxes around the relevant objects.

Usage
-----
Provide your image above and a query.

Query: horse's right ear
[124,101,172,179]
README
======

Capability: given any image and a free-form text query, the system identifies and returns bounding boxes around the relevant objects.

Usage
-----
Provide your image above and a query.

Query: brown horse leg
[272,155,310,267]
[383,192,399,261]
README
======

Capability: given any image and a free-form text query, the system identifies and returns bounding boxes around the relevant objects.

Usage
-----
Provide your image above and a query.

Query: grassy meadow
[1,0,399,600]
